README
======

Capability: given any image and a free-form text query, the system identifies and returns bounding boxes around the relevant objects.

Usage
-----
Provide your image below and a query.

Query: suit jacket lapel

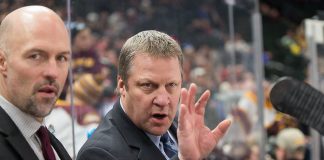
[49,132,72,160]
[0,107,39,160]
[109,100,166,160]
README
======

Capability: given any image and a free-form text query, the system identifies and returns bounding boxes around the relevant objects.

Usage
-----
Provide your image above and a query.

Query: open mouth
[38,86,57,95]
[152,113,167,120]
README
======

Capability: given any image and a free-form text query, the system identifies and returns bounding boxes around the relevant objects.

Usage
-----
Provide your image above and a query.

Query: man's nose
[153,87,170,107]
[43,59,59,80]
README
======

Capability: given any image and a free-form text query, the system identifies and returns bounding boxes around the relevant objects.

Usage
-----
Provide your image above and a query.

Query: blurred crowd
[2,0,323,159]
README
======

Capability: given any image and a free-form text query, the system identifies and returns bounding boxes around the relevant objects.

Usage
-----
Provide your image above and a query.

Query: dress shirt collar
[0,95,42,139]
[146,132,161,148]
[119,99,162,146]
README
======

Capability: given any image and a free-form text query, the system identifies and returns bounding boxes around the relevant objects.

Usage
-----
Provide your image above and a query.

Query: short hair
[118,30,183,86]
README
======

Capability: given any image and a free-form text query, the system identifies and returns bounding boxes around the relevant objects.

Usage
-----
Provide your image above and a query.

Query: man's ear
[0,50,7,76]
[117,76,126,96]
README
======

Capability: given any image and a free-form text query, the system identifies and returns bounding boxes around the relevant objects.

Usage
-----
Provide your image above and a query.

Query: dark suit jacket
[0,106,71,160]
[77,100,179,160]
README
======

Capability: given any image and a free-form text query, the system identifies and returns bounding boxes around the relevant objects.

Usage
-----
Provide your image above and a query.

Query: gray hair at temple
[118,30,183,88]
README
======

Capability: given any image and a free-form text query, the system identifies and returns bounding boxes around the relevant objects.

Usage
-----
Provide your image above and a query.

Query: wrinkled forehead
[129,53,182,74]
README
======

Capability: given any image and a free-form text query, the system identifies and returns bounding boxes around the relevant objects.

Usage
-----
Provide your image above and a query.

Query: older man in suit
[0,6,71,160]
[77,30,231,160]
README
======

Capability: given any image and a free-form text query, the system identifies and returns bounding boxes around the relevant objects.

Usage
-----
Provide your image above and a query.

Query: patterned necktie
[36,126,56,160]
[160,133,177,158]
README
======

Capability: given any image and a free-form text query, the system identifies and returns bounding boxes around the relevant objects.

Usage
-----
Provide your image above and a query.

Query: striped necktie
[160,133,177,158]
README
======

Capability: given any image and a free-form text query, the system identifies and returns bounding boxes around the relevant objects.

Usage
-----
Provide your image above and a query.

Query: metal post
[66,0,76,159]
[252,0,266,159]
[305,20,321,160]
[227,0,237,83]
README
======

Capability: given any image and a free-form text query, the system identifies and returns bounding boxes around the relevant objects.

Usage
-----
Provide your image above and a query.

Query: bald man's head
[0,6,71,120]
[0,5,69,54]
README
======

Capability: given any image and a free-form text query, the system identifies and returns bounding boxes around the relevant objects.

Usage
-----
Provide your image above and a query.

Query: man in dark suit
[77,30,231,160]
[0,5,71,160]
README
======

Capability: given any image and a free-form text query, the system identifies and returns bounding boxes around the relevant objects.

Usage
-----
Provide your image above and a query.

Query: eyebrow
[25,48,71,55]
[60,51,72,56]
[137,78,180,84]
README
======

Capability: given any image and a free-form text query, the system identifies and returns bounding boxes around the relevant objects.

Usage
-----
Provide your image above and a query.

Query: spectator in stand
[70,22,104,81]
[275,128,307,160]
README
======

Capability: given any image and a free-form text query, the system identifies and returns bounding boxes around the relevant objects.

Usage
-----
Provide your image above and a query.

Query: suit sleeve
[77,147,118,160]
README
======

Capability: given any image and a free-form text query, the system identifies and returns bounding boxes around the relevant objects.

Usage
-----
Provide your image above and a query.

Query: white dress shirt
[0,95,60,160]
